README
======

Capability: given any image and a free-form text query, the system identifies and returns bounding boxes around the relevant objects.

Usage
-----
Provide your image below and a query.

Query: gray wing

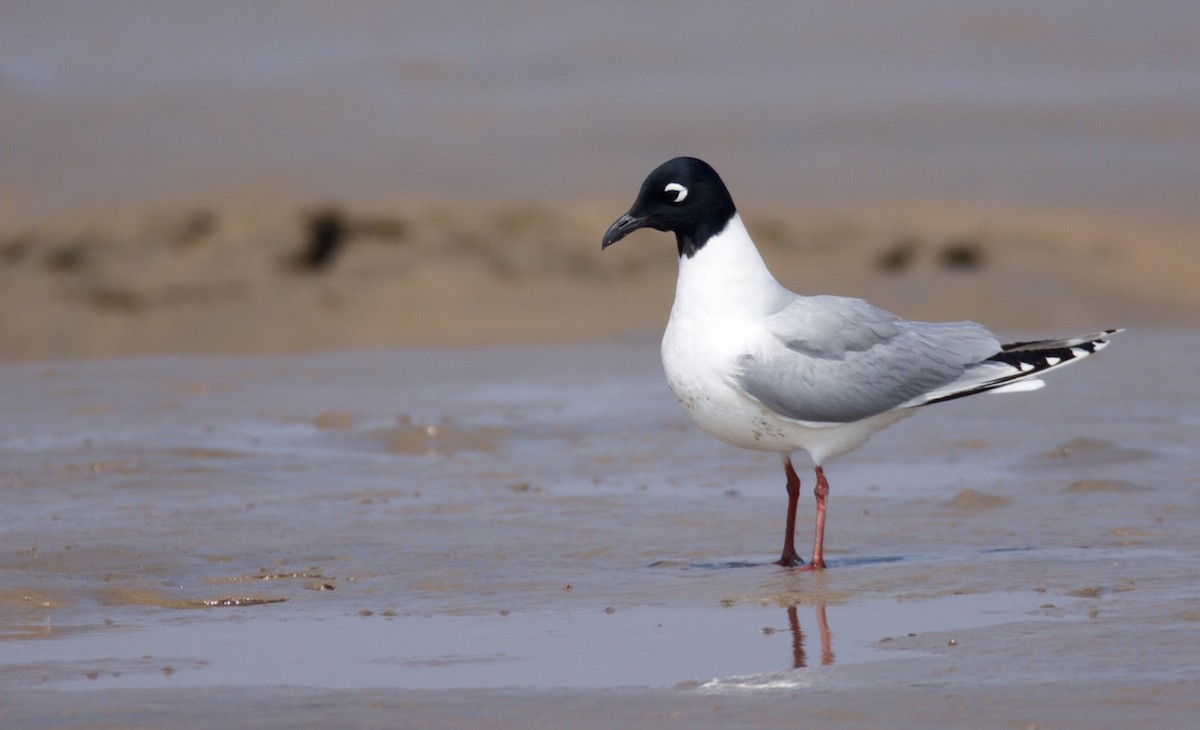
[735,295,1001,423]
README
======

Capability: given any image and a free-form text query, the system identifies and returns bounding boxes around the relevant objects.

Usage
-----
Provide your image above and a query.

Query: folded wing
[735,297,1118,425]
[735,296,1000,423]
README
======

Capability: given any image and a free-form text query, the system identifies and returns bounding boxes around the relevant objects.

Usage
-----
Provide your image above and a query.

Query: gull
[601,157,1119,569]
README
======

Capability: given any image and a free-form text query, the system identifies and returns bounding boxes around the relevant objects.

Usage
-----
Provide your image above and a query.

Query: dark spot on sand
[878,236,919,273]
[44,242,93,272]
[939,238,985,270]
[1,237,31,264]
[301,207,348,270]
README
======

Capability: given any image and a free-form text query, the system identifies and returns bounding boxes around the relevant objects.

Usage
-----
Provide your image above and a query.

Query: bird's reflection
[784,603,834,668]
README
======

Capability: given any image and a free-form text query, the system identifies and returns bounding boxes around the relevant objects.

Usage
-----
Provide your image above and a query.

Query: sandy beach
[3,2,1200,363]
[2,336,1199,728]
[2,2,1199,727]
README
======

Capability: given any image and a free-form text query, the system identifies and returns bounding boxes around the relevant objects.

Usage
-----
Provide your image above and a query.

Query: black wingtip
[1000,329,1122,353]
[919,330,1120,408]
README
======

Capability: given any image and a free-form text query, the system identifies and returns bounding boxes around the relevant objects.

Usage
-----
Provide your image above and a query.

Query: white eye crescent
[664,183,688,203]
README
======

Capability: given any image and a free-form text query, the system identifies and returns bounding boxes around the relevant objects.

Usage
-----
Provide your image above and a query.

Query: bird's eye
[664,183,688,203]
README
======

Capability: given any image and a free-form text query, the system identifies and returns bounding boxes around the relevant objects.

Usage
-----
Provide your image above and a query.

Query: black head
[601,157,737,259]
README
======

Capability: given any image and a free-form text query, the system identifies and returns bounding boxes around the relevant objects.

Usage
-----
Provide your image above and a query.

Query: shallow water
[1,333,1198,726]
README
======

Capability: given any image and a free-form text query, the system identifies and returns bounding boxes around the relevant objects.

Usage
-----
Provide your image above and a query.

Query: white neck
[672,213,788,317]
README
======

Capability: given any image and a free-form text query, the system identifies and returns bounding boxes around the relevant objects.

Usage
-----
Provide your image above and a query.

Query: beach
[2,2,1199,727]
[2,337,1199,727]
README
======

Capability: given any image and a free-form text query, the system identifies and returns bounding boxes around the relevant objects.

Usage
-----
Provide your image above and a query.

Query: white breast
[660,213,792,447]
[659,214,913,464]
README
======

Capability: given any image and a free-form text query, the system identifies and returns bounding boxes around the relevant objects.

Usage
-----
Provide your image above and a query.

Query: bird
[601,156,1119,570]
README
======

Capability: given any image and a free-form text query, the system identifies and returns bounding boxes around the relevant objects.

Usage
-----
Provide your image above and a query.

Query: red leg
[808,465,830,570]
[775,457,804,566]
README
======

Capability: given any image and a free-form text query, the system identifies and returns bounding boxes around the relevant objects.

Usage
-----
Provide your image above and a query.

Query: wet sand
[2,334,1198,727]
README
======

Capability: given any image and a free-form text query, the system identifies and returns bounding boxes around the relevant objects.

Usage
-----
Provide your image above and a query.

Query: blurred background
[2,1,1198,361]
